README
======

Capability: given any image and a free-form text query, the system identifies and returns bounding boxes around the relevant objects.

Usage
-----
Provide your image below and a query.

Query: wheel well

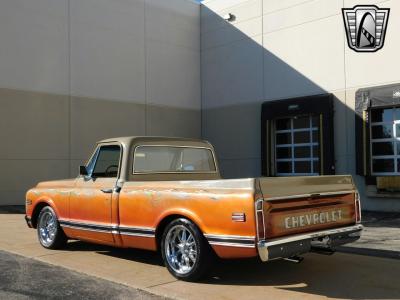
[155,214,200,251]
[31,202,49,228]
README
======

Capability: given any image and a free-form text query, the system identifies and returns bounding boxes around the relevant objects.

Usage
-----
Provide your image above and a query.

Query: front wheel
[161,218,213,281]
[37,206,67,249]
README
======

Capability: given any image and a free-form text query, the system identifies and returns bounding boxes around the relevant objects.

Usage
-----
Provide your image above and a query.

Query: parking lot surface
[1,213,400,300]
[0,250,162,299]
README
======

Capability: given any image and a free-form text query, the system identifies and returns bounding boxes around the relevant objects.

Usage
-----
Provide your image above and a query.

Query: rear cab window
[133,146,216,173]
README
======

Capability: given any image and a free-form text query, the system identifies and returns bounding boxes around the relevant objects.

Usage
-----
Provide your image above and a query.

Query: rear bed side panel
[118,179,258,258]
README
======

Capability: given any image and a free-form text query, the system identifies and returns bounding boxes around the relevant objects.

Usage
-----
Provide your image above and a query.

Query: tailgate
[256,175,357,239]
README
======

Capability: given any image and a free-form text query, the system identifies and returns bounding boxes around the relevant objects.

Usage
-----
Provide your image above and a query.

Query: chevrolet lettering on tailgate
[24,136,363,282]
[285,209,343,229]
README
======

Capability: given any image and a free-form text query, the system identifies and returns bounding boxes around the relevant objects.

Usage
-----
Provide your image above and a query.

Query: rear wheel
[37,206,67,249]
[161,218,212,281]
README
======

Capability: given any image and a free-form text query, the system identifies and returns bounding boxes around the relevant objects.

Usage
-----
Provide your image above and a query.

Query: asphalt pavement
[0,250,163,300]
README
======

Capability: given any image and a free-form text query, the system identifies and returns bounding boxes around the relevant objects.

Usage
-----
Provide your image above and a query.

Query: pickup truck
[25,136,362,281]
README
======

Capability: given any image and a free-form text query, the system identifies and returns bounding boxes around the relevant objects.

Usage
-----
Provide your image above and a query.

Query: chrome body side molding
[204,234,256,248]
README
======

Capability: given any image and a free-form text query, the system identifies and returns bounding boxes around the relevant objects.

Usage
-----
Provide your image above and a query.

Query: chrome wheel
[165,225,198,275]
[38,210,57,247]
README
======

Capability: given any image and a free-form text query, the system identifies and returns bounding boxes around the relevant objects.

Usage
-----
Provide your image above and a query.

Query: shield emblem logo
[342,5,390,52]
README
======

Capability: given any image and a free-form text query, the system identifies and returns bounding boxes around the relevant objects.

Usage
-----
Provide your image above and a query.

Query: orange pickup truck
[25,136,362,281]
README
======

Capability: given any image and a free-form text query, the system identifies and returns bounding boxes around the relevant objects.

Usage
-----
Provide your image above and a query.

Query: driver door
[68,143,121,244]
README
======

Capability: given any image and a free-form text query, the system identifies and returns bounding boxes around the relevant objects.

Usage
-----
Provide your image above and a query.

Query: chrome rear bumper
[257,224,363,262]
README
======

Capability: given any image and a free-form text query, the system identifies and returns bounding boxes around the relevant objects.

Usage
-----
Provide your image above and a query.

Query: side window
[91,145,121,178]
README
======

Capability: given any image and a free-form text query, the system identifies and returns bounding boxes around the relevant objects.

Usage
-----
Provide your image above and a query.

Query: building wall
[0,0,200,205]
[201,0,400,211]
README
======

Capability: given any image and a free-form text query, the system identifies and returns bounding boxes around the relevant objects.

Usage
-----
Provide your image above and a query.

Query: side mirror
[79,165,89,176]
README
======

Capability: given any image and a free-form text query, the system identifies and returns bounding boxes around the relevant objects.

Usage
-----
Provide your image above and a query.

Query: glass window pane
[372,159,394,173]
[92,145,121,178]
[294,161,311,173]
[293,116,310,129]
[313,161,320,174]
[294,131,310,144]
[276,118,291,130]
[312,130,319,143]
[276,147,291,159]
[371,108,393,123]
[311,115,319,127]
[395,108,400,120]
[313,145,319,158]
[396,124,400,137]
[372,142,394,156]
[276,161,292,173]
[276,133,291,145]
[372,124,393,139]
[294,146,310,158]
[134,146,215,173]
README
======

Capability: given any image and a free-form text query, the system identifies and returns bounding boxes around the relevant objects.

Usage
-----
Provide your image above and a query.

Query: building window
[275,115,320,176]
[370,107,400,175]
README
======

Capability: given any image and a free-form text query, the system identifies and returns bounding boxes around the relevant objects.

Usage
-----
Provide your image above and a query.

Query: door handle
[101,188,113,194]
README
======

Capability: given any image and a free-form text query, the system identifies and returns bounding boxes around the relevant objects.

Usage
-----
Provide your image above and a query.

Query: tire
[37,206,67,249]
[161,218,213,281]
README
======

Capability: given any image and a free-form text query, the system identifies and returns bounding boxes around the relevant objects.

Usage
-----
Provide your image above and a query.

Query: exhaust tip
[283,256,304,263]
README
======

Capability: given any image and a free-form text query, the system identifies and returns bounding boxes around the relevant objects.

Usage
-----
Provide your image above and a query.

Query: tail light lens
[255,199,265,240]
[355,192,361,223]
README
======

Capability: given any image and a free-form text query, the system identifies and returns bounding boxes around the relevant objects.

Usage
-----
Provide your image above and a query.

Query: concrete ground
[1,212,400,300]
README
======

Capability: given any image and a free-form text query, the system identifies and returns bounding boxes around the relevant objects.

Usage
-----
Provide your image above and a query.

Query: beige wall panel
[202,0,261,34]
[146,0,200,51]
[263,15,345,100]
[146,105,201,138]
[0,89,69,160]
[345,88,357,169]
[70,0,146,102]
[0,159,69,205]
[201,35,263,108]
[345,0,400,88]
[262,0,315,15]
[332,91,349,159]
[202,0,251,14]
[70,97,145,160]
[344,0,390,7]
[202,17,262,50]
[0,0,68,94]
[70,159,86,178]
[0,191,26,206]
[146,40,200,109]
[202,103,260,161]
[263,0,341,34]
[218,158,261,179]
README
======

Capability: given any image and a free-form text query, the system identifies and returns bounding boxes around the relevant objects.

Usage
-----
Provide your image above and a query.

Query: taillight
[355,192,361,223]
[255,199,265,240]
